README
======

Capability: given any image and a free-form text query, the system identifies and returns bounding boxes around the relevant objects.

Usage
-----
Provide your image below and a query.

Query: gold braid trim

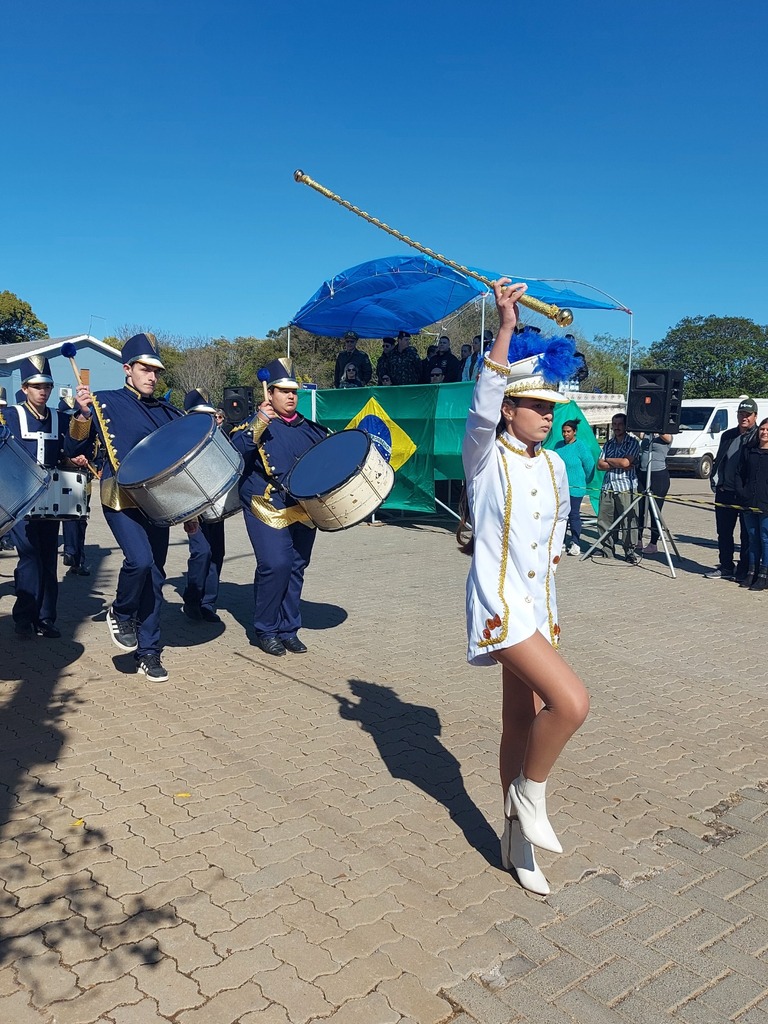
[0,409,6,427]
[477,453,512,649]
[541,449,561,647]
[250,493,315,530]
[89,394,137,511]
[483,355,512,377]
[251,413,270,444]
[504,379,561,396]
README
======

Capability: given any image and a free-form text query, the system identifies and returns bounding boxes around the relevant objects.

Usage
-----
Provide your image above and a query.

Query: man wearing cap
[181,388,226,624]
[388,330,422,386]
[68,333,198,681]
[230,358,328,656]
[705,397,758,580]
[333,332,372,389]
[4,357,89,638]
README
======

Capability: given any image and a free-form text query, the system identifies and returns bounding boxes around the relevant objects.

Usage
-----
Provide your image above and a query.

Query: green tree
[648,316,768,398]
[0,291,48,345]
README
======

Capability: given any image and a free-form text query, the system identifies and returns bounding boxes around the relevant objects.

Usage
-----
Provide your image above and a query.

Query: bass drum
[199,482,242,523]
[286,429,394,532]
[116,415,244,527]
[0,426,51,537]
[27,469,89,520]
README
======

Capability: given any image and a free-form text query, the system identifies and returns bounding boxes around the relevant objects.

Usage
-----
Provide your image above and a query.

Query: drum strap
[14,405,58,465]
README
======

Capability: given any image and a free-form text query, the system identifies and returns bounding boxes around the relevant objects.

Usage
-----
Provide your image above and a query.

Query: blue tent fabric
[291,254,625,339]
[291,255,487,338]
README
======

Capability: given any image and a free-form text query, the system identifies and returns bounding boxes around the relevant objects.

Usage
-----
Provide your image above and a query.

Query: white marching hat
[503,355,570,404]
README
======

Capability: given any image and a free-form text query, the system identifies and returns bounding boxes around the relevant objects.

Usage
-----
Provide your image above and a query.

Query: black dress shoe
[200,609,222,624]
[254,635,286,656]
[62,553,75,567]
[282,635,308,654]
[14,622,36,640]
[182,604,203,621]
[67,564,91,577]
[37,620,62,639]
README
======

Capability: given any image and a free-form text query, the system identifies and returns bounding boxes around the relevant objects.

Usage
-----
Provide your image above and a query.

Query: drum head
[287,429,371,499]
[117,414,213,487]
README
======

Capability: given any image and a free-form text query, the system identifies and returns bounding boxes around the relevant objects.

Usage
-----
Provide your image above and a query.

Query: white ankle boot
[501,817,550,895]
[504,774,563,854]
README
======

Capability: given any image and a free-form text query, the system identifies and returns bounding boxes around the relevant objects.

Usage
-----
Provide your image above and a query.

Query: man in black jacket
[705,397,758,580]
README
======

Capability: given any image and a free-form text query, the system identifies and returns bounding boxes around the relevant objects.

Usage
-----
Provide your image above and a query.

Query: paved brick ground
[0,476,765,1022]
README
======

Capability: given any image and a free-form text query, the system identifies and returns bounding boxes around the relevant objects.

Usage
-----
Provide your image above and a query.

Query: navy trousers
[183,519,225,612]
[243,509,316,638]
[104,507,169,658]
[62,518,88,567]
[10,518,59,627]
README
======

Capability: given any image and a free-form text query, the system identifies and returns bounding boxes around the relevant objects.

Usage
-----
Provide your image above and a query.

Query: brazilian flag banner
[297,385,438,512]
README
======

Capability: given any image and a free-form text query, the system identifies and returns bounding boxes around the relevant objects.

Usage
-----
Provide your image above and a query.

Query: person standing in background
[635,431,672,555]
[553,419,596,556]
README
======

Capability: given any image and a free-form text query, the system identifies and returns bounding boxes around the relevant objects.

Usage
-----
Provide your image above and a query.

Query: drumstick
[60,343,83,387]
[257,369,270,406]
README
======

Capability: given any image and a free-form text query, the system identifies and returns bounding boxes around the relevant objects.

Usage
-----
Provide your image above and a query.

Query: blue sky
[4,0,766,350]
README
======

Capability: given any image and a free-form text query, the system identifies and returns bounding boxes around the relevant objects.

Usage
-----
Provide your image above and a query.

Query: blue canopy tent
[290,254,627,341]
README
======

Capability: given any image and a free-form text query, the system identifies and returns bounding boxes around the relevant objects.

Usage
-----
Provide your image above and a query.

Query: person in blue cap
[230,358,328,655]
[68,333,198,681]
[181,388,226,624]
[4,356,90,638]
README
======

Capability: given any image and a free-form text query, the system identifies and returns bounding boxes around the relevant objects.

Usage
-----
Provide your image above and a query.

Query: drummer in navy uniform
[181,388,225,624]
[0,386,13,551]
[68,333,198,681]
[231,358,328,656]
[58,394,94,577]
[4,357,90,638]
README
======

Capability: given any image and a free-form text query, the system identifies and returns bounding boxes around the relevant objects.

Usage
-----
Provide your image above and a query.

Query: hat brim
[126,355,166,370]
[504,384,570,404]
[22,374,54,385]
[187,404,218,414]
[267,379,299,391]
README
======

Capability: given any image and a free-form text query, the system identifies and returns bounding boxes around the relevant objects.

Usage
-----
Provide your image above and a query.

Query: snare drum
[286,429,395,532]
[0,426,52,537]
[116,415,244,527]
[27,469,89,520]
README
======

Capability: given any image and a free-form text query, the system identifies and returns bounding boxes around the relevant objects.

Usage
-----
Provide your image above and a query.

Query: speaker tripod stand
[581,450,680,578]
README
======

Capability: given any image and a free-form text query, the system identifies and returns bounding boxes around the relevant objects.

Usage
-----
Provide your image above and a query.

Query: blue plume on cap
[257,368,271,383]
[61,343,78,358]
[508,328,580,384]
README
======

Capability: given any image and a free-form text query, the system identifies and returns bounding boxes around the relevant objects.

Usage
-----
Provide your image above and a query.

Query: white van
[667,396,768,478]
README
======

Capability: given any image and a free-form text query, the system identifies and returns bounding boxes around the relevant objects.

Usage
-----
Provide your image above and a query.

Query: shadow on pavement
[334,678,499,868]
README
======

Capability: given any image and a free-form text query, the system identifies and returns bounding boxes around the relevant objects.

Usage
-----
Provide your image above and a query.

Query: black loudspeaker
[222,385,254,424]
[626,369,684,434]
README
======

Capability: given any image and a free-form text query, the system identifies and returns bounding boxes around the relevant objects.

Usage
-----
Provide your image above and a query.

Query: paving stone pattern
[0,478,765,1022]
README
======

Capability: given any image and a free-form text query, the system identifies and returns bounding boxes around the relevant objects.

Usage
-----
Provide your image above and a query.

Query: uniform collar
[23,401,51,422]
[125,383,160,406]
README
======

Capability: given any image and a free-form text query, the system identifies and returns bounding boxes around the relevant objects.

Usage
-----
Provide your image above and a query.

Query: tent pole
[287,325,292,360]
[480,293,486,346]
[625,313,634,404]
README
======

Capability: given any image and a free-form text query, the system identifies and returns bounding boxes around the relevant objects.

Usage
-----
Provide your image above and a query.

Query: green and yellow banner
[298,383,602,514]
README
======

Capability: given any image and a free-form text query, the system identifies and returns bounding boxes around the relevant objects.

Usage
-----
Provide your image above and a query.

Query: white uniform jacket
[462,359,570,666]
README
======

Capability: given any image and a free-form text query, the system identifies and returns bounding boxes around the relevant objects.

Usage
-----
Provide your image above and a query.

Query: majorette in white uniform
[463,354,570,666]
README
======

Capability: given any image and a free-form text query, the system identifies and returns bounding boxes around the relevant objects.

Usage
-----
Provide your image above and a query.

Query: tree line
[2,290,767,403]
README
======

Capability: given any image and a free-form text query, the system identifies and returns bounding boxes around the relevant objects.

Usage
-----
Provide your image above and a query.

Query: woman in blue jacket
[553,419,596,556]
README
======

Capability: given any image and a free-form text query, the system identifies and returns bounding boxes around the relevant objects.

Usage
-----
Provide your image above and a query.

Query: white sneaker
[567,542,580,556]
[640,543,657,554]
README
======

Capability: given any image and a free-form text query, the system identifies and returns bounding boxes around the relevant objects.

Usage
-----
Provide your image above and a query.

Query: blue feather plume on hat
[508,328,580,384]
